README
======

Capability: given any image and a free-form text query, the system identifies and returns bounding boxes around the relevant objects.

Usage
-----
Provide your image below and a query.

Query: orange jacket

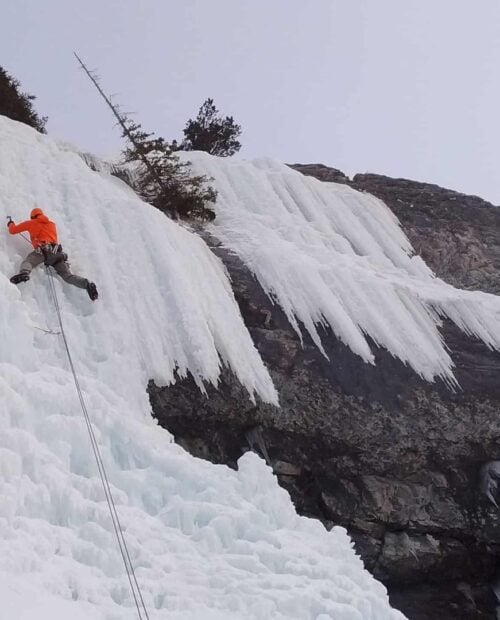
[8,208,58,249]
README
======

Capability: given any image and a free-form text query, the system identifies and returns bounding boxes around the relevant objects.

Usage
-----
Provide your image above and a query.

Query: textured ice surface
[0,116,404,619]
[184,151,500,386]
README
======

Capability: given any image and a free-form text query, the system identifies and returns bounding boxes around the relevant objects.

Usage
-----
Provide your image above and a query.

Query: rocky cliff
[149,167,500,620]
[292,165,500,295]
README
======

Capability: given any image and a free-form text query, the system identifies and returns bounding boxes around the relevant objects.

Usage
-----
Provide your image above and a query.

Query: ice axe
[6,216,31,244]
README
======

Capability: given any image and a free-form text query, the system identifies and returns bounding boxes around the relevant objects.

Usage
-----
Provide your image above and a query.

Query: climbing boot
[10,272,30,285]
[86,281,98,301]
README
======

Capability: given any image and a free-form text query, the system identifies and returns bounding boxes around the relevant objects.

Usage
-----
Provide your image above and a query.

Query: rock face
[291,165,500,295]
[290,162,350,184]
[149,170,500,620]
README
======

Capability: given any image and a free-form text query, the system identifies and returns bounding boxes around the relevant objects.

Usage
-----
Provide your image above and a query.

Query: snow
[183,152,500,386]
[0,115,404,619]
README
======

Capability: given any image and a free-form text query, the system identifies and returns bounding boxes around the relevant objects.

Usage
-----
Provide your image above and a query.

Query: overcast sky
[2,0,500,203]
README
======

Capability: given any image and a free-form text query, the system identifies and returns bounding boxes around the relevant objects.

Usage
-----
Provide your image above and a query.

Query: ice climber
[7,208,98,301]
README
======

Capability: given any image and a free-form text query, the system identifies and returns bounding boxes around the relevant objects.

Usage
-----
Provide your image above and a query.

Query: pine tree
[181,98,242,157]
[122,119,217,220]
[0,66,47,133]
[73,54,216,221]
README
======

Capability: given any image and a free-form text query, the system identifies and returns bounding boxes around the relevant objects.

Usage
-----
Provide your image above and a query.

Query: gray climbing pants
[20,248,89,290]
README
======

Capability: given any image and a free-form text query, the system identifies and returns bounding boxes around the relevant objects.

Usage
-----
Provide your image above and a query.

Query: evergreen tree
[181,98,241,157]
[0,66,47,133]
[122,119,217,221]
[73,53,216,220]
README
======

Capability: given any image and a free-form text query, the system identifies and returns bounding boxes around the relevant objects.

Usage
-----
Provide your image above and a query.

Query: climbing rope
[44,266,150,620]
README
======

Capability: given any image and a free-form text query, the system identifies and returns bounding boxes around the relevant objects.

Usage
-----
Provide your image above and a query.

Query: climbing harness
[44,266,150,620]
[40,243,67,267]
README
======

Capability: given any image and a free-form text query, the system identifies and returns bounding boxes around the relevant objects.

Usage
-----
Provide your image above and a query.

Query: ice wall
[185,152,500,385]
[0,116,404,619]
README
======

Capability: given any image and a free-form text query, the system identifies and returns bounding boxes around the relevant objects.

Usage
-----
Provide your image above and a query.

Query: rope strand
[44,266,150,620]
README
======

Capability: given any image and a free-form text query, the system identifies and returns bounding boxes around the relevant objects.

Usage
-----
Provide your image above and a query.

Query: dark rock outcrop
[290,165,500,294]
[149,171,500,620]
[351,174,500,295]
[290,163,350,184]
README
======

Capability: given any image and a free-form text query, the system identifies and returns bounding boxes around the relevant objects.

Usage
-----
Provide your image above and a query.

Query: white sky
[2,0,500,203]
